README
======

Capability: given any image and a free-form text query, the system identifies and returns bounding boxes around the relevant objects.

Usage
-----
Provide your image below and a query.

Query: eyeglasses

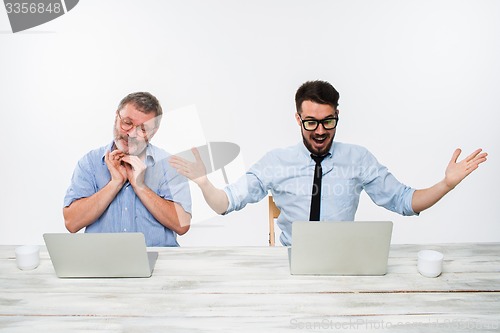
[299,115,339,131]
[117,112,156,138]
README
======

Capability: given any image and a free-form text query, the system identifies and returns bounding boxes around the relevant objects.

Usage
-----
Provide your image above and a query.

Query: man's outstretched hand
[169,147,208,185]
[444,148,488,190]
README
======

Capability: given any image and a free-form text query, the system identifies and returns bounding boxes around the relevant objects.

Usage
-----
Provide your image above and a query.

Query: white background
[0,0,498,246]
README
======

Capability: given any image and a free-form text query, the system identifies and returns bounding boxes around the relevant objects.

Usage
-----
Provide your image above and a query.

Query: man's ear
[149,127,159,140]
[147,115,162,139]
[295,112,302,126]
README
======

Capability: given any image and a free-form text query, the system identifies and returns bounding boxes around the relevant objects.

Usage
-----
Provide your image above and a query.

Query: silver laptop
[289,221,393,275]
[43,233,158,278]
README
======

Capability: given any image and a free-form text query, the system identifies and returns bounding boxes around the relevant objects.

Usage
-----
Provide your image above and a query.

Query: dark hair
[117,92,163,117]
[295,80,340,113]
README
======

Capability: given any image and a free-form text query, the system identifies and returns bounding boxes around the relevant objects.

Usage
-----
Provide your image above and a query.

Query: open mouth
[312,135,327,144]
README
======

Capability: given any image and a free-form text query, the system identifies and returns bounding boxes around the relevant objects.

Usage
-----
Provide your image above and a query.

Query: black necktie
[309,154,326,221]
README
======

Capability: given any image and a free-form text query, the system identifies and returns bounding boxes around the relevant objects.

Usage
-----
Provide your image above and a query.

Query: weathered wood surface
[1,244,499,332]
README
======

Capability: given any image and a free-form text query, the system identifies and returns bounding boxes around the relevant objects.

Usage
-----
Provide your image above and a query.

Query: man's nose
[126,126,139,138]
[314,123,326,135]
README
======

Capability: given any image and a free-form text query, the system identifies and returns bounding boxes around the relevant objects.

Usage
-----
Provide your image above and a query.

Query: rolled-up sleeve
[361,150,417,216]
[224,172,267,213]
[223,153,274,214]
[63,155,97,208]
[159,166,192,215]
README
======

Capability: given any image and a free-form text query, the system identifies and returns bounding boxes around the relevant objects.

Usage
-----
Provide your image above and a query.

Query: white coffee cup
[417,250,443,278]
[15,245,40,270]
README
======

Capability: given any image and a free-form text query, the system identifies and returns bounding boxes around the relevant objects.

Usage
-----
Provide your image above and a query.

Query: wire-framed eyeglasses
[117,112,156,138]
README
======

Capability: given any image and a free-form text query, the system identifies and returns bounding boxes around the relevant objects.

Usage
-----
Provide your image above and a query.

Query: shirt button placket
[123,206,129,232]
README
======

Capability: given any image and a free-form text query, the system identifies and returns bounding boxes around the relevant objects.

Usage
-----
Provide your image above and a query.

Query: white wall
[0,0,498,246]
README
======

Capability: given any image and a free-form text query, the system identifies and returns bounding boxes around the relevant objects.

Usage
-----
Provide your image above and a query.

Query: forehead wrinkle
[119,104,156,124]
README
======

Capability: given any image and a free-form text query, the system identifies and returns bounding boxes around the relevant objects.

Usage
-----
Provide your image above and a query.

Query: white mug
[417,250,443,278]
[15,245,40,270]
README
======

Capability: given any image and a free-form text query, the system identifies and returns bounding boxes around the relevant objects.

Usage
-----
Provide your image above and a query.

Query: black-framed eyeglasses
[117,112,156,138]
[299,115,339,131]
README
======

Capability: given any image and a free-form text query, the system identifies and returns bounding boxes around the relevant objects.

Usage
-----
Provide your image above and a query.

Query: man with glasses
[64,92,191,246]
[170,80,487,246]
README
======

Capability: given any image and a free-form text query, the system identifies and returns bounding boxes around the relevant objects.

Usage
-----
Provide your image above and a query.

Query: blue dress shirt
[224,141,416,246]
[64,142,192,247]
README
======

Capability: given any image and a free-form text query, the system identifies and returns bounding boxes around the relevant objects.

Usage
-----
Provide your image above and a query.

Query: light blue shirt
[224,141,416,246]
[64,142,192,247]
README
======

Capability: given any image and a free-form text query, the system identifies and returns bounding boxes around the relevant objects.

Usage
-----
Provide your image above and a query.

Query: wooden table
[1,244,500,332]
